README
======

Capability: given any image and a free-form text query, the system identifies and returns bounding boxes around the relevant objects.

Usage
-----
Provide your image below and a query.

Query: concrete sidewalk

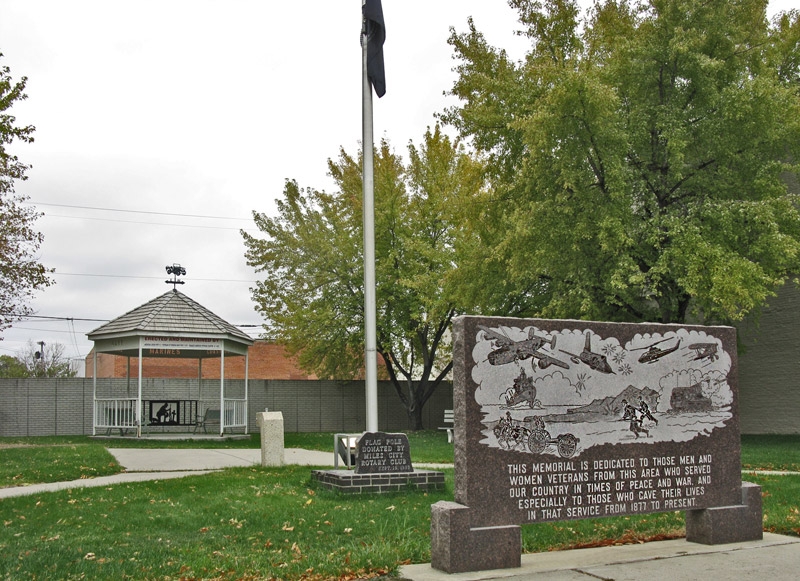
[106,447,335,471]
[401,533,800,581]
[0,447,335,500]
[0,447,447,500]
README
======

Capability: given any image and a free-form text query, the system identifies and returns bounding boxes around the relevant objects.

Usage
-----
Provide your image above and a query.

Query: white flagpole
[362,0,379,433]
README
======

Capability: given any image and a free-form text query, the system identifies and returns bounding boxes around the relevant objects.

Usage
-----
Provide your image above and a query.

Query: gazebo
[87,289,255,437]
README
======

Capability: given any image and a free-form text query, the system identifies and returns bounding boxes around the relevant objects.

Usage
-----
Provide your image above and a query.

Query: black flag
[363,0,386,98]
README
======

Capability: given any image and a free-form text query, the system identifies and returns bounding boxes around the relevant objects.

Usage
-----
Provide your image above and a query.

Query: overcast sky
[0,0,794,373]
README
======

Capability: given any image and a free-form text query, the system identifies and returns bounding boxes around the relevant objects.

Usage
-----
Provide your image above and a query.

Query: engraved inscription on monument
[355,432,413,474]
[507,452,713,521]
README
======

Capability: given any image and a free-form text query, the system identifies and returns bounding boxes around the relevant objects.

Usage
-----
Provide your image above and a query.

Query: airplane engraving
[478,325,570,370]
[560,331,615,374]
[688,343,719,363]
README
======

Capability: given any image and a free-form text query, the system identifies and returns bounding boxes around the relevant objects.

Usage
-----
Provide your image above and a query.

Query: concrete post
[256,411,284,467]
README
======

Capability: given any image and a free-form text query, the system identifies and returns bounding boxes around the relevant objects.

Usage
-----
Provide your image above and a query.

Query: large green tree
[243,127,484,429]
[442,0,800,324]
[1,53,52,336]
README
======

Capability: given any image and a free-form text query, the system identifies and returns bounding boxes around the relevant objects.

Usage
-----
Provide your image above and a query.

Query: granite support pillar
[685,481,763,544]
[431,501,521,573]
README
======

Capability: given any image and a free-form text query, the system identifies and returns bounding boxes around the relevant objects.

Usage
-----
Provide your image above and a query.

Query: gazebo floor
[90,433,251,442]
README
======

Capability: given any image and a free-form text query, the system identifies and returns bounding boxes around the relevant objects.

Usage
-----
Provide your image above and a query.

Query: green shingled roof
[87,290,253,344]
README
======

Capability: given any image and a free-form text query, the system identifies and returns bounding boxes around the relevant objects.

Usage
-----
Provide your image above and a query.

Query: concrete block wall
[249,380,451,433]
[0,378,454,437]
[0,379,94,437]
[737,280,800,434]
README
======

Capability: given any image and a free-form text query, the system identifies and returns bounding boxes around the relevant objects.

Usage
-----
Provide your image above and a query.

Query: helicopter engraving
[560,331,615,374]
[478,325,570,370]
[632,337,682,364]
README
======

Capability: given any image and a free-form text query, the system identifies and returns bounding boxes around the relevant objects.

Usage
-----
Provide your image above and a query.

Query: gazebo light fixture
[165,264,186,291]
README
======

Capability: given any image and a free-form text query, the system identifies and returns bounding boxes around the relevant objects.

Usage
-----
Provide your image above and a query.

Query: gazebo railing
[95,398,138,433]
[224,398,247,428]
[95,397,247,434]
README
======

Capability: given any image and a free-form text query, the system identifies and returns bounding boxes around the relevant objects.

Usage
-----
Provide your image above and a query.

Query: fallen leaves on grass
[554,530,685,551]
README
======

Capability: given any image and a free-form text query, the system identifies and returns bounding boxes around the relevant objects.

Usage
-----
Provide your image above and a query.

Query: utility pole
[36,341,46,376]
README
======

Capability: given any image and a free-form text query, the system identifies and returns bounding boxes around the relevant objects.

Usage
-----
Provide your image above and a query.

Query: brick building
[85,340,318,380]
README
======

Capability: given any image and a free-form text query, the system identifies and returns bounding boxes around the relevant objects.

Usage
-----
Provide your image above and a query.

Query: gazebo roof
[87,289,254,345]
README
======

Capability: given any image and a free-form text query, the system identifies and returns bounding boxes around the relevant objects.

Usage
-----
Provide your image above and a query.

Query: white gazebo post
[92,351,97,436]
[244,351,249,435]
[137,340,143,438]
[219,347,225,437]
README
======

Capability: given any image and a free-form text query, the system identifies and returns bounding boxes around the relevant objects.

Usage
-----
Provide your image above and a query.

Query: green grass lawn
[1,465,446,580]
[2,432,798,489]
[741,435,800,472]
[1,433,798,580]
[0,431,456,488]
[0,444,121,487]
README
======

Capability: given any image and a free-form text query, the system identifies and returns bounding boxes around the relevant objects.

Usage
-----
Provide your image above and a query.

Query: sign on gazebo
[142,336,223,354]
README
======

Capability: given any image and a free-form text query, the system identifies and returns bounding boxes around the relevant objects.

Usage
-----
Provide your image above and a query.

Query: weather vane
[165,264,186,291]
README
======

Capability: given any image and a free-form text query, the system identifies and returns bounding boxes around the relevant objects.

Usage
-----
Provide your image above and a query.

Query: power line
[3,313,263,328]
[1,314,109,322]
[5,326,81,333]
[53,272,257,283]
[27,201,253,222]
[44,213,258,231]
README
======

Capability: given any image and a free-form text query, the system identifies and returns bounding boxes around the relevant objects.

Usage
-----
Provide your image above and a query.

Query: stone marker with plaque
[312,431,444,494]
[355,432,414,474]
[431,316,763,573]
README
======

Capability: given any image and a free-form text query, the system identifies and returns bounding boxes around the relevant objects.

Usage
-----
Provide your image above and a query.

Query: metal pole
[362,0,378,433]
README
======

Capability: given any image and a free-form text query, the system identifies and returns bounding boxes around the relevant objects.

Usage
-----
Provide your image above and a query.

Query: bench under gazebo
[87,288,254,437]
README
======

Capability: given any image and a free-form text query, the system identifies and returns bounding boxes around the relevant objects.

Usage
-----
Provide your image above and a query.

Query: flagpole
[362,0,379,433]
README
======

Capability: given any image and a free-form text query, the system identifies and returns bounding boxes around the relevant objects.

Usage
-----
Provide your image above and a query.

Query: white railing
[95,398,138,431]
[224,398,247,428]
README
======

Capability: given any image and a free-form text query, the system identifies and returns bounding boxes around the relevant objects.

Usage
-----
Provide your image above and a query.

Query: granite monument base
[431,501,521,573]
[686,481,763,544]
[431,482,764,573]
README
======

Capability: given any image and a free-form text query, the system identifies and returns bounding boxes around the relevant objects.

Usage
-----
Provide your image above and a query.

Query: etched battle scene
[472,325,733,458]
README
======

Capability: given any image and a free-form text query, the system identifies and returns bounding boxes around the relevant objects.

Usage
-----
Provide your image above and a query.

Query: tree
[442,0,800,324]
[0,354,29,378]
[1,53,52,337]
[243,127,484,429]
[1,341,76,378]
